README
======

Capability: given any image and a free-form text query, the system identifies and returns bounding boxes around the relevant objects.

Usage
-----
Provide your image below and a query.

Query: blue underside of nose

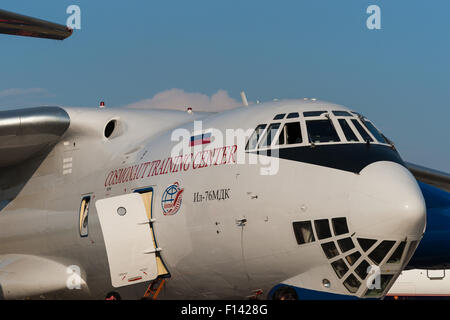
[268,284,361,300]
[407,182,450,269]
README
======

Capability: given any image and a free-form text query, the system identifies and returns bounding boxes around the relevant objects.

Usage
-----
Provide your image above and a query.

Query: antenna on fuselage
[240,91,249,107]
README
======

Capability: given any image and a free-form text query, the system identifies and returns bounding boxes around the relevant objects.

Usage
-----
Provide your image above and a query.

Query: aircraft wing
[406,162,450,193]
[0,107,70,168]
[0,9,72,40]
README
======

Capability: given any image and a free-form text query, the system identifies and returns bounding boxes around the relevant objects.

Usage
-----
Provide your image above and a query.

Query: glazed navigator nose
[349,161,426,241]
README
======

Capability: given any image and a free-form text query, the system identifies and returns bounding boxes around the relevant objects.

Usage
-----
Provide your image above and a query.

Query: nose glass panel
[290,216,420,298]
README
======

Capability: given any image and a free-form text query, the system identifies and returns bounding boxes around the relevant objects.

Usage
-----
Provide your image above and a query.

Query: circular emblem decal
[161,182,184,216]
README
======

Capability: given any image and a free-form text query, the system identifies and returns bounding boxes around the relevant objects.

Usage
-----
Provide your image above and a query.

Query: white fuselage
[0,100,427,299]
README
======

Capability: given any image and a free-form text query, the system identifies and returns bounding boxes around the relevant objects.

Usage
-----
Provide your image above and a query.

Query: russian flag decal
[189,132,212,147]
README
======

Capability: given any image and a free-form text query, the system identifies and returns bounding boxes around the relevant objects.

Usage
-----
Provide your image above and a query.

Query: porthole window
[292,221,315,245]
[117,207,127,216]
[79,196,91,237]
[104,120,116,138]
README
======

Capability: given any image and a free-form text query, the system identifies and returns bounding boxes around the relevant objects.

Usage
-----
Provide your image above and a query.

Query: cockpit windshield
[246,124,266,150]
[338,119,358,142]
[259,123,280,147]
[361,119,388,144]
[247,109,390,149]
[351,119,373,142]
[306,119,340,143]
[281,122,302,144]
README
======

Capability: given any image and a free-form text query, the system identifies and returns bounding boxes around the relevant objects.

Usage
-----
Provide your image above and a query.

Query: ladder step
[143,278,166,299]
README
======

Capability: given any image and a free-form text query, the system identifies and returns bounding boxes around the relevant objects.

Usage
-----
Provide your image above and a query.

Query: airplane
[0,8,448,300]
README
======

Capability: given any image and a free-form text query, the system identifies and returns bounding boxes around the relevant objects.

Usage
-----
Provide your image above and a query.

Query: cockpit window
[351,111,363,117]
[259,123,281,147]
[351,119,373,142]
[246,124,266,150]
[332,111,352,117]
[304,111,326,117]
[287,112,299,119]
[361,120,388,144]
[278,122,302,145]
[273,114,285,120]
[306,119,340,143]
[338,119,359,142]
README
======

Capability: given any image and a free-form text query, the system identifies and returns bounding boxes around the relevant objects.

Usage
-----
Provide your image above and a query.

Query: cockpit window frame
[338,118,360,143]
[305,118,341,144]
[258,122,281,148]
[332,110,353,117]
[249,109,391,151]
[273,113,285,120]
[361,119,389,144]
[279,121,303,145]
[246,124,267,151]
[304,111,327,117]
[350,119,374,143]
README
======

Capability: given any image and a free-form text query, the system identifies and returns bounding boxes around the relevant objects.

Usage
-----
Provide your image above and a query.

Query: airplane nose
[275,161,427,299]
[349,161,426,241]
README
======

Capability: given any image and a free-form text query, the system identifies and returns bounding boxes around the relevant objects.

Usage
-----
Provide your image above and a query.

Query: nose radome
[349,161,426,241]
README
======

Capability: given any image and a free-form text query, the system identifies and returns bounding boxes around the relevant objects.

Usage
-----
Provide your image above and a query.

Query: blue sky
[0,0,449,172]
